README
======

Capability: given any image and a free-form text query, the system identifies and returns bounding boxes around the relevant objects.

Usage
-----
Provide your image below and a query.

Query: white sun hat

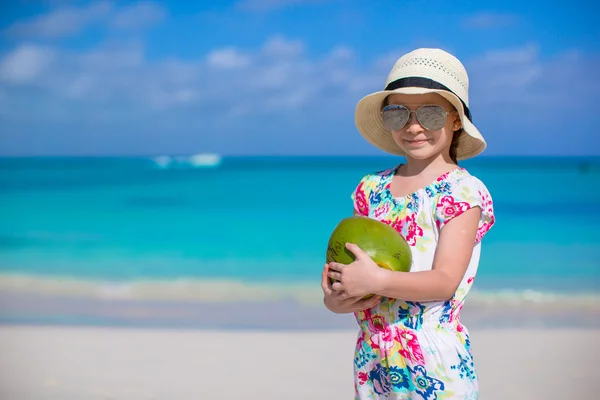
[354,48,486,160]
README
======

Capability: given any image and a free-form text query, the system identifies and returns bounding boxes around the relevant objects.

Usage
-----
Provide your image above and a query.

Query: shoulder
[435,168,495,242]
[442,168,493,200]
[356,165,397,191]
[350,165,397,216]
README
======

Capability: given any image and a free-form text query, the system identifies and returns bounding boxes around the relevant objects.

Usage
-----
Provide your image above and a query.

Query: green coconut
[325,216,412,298]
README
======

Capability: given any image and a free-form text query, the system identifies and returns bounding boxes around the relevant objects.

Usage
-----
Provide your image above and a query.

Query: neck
[399,152,456,176]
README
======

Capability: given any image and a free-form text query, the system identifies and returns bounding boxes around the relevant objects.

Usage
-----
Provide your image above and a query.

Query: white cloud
[80,42,145,70]
[110,2,166,30]
[3,1,166,39]
[206,48,252,69]
[261,36,304,58]
[462,12,519,29]
[0,44,56,84]
[325,46,354,62]
[236,0,330,13]
[466,43,599,111]
[4,1,113,38]
[468,43,543,91]
[0,35,372,121]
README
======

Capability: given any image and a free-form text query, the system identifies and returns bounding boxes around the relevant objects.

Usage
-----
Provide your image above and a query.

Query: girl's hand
[327,243,385,299]
[321,263,381,313]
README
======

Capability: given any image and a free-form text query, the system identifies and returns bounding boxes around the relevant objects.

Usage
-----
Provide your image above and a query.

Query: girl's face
[385,93,461,161]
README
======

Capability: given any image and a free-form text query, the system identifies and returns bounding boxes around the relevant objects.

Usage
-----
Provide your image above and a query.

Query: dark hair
[449,130,462,165]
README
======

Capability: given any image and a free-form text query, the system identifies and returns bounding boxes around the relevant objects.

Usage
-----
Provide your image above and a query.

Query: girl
[321,48,496,399]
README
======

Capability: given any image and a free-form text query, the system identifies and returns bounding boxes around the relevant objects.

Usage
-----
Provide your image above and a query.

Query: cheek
[391,130,404,142]
[427,131,442,143]
[431,129,453,146]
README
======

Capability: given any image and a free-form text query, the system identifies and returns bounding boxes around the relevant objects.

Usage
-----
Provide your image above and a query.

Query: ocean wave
[0,273,322,306]
[152,153,221,169]
[0,273,598,309]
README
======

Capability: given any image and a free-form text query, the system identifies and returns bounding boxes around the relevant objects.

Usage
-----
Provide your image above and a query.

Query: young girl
[321,48,495,399]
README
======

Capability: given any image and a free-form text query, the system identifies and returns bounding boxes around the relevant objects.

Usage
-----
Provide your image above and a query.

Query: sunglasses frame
[381,104,453,131]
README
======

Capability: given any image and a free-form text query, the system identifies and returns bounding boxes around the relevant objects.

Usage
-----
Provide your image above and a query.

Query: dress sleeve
[350,174,370,216]
[434,176,495,243]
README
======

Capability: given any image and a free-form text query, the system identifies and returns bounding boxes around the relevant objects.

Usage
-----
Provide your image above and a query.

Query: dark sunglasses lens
[382,105,409,131]
[416,105,448,130]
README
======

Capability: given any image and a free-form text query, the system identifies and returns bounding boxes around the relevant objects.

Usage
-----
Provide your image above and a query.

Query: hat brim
[354,87,486,160]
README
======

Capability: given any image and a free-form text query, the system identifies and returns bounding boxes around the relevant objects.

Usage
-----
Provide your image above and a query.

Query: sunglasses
[381,104,452,131]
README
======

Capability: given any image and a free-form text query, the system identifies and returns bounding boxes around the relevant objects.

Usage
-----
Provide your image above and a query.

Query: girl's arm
[375,206,481,302]
[328,207,482,302]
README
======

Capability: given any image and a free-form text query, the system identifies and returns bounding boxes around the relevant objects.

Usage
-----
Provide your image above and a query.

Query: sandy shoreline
[0,325,597,400]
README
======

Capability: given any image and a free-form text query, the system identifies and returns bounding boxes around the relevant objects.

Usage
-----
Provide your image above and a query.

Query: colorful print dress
[350,165,495,400]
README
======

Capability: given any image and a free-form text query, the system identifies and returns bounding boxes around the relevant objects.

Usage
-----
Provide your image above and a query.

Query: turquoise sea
[0,155,599,328]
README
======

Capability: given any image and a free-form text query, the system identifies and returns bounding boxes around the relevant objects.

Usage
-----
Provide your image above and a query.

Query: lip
[404,139,430,146]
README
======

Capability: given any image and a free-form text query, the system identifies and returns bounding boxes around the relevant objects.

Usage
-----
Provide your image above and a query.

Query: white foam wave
[152,153,221,169]
[153,155,171,168]
[1,274,599,310]
[0,274,322,306]
[188,153,221,167]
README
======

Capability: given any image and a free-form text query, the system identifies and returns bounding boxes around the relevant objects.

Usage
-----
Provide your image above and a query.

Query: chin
[398,146,440,160]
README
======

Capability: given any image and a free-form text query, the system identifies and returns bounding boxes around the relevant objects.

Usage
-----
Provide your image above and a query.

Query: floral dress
[350,165,495,400]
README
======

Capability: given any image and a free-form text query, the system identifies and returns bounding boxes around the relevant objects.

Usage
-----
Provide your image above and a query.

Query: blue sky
[0,0,598,156]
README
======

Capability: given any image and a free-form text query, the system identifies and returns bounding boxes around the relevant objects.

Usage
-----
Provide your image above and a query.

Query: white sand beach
[0,325,597,400]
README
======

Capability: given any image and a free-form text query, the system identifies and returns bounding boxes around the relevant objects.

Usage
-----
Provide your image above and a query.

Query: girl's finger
[327,262,344,272]
[327,271,342,281]
[331,281,344,292]
[321,264,332,294]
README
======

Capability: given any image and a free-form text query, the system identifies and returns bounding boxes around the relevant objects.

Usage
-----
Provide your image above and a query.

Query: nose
[405,111,424,135]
